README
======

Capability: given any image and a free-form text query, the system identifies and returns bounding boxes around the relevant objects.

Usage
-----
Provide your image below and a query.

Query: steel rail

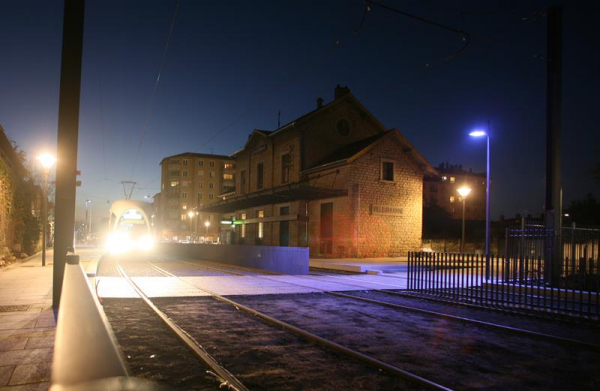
[146,262,453,391]
[115,263,248,391]
[167,261,600,350]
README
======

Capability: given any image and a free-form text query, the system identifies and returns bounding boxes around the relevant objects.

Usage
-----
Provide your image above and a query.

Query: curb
[0,250,44,272]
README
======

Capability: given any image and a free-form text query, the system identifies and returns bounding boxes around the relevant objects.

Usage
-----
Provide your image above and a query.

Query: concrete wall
[157,243,309,275]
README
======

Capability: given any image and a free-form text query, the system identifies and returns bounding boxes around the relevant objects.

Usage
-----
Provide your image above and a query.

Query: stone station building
[200,86,436,257]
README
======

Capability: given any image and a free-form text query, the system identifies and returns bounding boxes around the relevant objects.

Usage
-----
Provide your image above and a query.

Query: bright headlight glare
[137,235,155,251]
[106,232,131,255]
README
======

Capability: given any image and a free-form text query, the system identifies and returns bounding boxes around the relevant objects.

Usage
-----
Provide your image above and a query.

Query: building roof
[303,129,437,176]
[160,152,232,165]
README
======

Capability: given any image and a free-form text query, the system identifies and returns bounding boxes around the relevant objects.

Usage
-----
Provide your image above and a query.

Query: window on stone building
[450,177,455,183]
[280,206,290,216]
[381,160,395,181]
[209,193,214,200]
[281,153,291,184]
[257,163,264,189]
[182,159,188,166]
[182,181,188,187]
[169,170,180,176]
[256,210,264,239]
[182,170,188,177]
[198,160,204,166]
[198,182,203,188]
[198,170,204,177]
[182,204,187,210]
[209,183,214,189]
[170,180,179,187]
[209,161,215,167]
[224,163,234,169]
[182,192,187,199]
[240,170,247,194]
[223,173,233,180]
[240,213,247,238]
[197,193,202,200]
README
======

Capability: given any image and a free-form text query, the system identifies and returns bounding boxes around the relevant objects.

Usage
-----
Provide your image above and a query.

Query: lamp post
[85,199,92,240]
[469,128,491,277]
[204,221,210,239]
[187,211,194,240]
[457,186,472,254]
[36,153,56,267]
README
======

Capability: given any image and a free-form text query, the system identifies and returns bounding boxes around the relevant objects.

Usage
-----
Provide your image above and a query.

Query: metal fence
[406,251,600,320]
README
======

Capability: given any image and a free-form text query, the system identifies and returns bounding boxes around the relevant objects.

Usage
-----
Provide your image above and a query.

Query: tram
[106,200,154,255]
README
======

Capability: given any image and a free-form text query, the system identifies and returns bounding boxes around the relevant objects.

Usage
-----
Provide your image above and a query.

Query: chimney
[317,97,324,109]
[334,84,351,99]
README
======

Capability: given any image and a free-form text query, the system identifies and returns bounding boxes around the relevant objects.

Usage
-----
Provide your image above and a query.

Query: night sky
[1,0,599,225]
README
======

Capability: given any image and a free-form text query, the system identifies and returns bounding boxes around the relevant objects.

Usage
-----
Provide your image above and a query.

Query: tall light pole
[204,221,210,238]
[187,211,194,240]
[469,128,491,277]
[457,186,472,254]
[85,199,92,239]
[36,153,56,267]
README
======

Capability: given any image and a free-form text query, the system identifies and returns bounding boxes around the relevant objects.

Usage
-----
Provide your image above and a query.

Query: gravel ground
[232,292,600,391]
[102,298,220,390]
[153,297,415,390]
[343,290,600,344]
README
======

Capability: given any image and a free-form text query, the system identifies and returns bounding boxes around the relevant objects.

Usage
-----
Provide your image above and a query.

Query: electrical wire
[130,0,180,180]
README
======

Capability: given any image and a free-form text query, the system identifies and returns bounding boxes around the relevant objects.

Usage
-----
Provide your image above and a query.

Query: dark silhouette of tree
[565,193,600,227]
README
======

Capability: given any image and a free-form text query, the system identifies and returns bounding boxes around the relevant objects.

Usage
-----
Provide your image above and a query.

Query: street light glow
[187,211,194,218]
[457,187,472,197]
[469,130,487,137]
[204,221,210,227]
[36,153,56,170]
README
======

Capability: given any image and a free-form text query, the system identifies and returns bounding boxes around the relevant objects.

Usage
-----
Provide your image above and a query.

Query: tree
[565,194,600,227]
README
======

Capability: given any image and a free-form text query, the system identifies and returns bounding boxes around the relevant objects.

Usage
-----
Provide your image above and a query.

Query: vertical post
[53,0,85,309]
[485,130,491,278]
[461,198,466,253]
[544,5,562,284]
[42,170,49,267]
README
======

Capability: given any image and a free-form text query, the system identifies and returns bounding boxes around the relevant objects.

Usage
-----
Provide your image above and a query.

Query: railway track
[155,256,600,351]
[114,259,453,390]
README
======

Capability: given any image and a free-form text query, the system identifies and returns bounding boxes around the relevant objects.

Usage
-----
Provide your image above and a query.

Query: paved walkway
[309,256,408,273]
[97,272,408,298]
[0,248,101,391]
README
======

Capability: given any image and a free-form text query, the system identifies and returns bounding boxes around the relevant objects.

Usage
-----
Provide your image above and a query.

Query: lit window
[170,181,179,187]
[450,177,455,183]
[224,163,234,169]
[182,204,187,210]
[256,210,264,238]
[240,213,247,238]
[223,173,233,180]
[450,196,455,203]
[181,214,186,220]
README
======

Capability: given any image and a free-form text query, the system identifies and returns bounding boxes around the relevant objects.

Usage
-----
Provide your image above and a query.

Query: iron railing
[407,251,600,320]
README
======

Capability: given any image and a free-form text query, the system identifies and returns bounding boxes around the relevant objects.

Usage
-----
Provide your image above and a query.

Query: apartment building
[156,152,235,241]
[201,86,436,257]
[423,163,486,220]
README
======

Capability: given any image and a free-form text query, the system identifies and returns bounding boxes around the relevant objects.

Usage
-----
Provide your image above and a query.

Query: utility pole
[544,6,562,283]
[53,0,85,309]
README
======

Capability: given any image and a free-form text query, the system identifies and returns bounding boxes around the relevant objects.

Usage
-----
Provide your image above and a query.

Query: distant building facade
[423,163,486,220]
[155,153,235,241]
[200,86,436,257]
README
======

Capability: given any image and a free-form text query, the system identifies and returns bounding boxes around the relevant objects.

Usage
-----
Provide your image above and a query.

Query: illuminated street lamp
[469,128,491,276]
[36,153,56,267]
[187,211,194,240]
[457,186,472,253]
[204,221,210,237]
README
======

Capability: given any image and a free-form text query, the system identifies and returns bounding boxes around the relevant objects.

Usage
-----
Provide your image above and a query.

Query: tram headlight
[137,235,155,251]
[106,232,131,255]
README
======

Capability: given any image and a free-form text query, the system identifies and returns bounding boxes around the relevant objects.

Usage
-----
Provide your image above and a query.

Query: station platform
[0,248,102,390]
[97,272,407,299]
[309,257,408,274]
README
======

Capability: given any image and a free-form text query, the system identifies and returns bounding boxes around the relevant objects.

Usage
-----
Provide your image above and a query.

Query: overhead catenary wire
[130,0,181,180]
